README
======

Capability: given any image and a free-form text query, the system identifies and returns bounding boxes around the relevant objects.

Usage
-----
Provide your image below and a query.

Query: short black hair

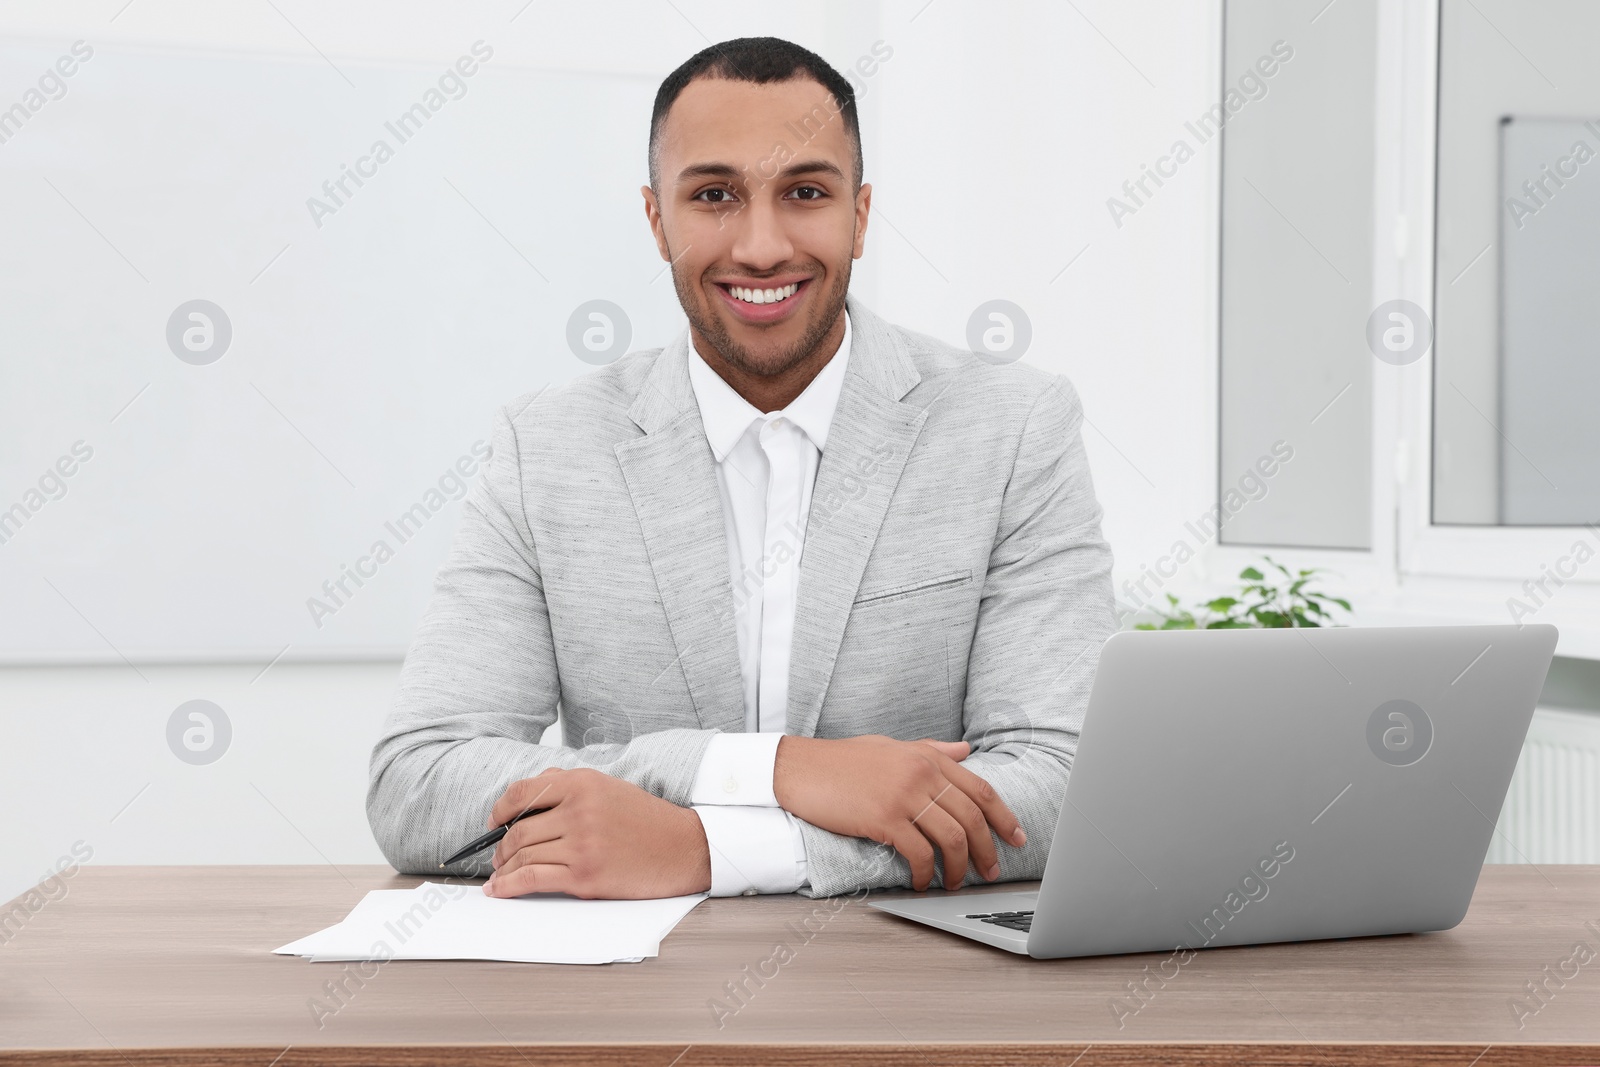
[648,36,863,194]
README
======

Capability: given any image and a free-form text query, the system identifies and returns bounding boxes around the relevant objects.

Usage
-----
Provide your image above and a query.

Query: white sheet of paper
[273,882,706,965]
[273,889,419,958]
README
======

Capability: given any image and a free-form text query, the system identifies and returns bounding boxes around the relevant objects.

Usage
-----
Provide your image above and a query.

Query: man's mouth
[723,282,801,305]
[713,278,811,323]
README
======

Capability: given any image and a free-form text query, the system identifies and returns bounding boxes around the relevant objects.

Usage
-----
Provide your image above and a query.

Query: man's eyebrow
[675,159,848,185]
[774,160,848,181]
[675,163,741,184]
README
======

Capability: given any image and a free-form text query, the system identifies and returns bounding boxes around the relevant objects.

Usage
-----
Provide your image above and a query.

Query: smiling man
[367,37,1116,901]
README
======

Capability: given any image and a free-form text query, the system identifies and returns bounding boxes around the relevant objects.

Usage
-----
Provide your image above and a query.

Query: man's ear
[852,182,872,260]
[641,185,671,261]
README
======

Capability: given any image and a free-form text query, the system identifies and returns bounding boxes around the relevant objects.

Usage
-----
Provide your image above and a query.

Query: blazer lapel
[614,327,746,734]
[785,296,929,739]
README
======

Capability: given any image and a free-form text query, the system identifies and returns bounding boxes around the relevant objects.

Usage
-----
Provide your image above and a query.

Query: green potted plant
[1133,556,1352,630]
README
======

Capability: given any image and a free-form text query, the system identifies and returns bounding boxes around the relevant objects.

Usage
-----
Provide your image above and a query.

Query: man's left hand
[482,767,712,899]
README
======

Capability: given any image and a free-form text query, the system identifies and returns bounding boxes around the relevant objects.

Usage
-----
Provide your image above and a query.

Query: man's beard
[672,255,851,382]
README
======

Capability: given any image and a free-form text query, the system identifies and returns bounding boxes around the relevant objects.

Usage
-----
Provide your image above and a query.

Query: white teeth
[729,283,799,305]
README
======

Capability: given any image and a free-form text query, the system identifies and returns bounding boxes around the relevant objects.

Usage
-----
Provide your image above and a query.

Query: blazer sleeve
[365,402,723,878]
[793,375,1118,898]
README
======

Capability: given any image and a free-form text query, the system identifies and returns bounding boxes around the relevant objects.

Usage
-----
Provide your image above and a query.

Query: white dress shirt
[684,310,853,897]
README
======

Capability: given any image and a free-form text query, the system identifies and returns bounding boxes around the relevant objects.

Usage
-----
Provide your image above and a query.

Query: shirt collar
[687,309,852,463]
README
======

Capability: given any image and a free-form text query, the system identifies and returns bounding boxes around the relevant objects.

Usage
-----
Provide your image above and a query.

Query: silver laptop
[870,623,1559,958]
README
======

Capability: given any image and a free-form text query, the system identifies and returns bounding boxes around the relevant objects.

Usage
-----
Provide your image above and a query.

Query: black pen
[438,806,553,869]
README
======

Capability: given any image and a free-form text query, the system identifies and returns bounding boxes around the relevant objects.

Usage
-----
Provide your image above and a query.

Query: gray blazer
[367,295,1117,897]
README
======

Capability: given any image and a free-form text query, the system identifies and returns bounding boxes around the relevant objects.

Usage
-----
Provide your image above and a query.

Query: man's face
[643,74,870,381]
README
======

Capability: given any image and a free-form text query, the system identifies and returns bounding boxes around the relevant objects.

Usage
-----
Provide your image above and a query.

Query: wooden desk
[3,865,1598,1065]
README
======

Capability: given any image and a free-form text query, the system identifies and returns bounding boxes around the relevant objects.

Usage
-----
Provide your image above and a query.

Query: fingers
[487,819,567,892]
[928,754,1025,848]
[490,807,563,870]
[910,798,971,892]
[886,823,936,892]
[484,860,568,898]
[933,784,1000,881]
[488,770,563,829]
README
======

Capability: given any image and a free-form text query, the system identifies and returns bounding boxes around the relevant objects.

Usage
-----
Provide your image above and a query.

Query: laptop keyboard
[966,909,1034,932]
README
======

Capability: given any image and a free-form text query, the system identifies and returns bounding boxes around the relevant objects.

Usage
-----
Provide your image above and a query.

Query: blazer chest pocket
[853,568,973,607]
[831,567,975,737]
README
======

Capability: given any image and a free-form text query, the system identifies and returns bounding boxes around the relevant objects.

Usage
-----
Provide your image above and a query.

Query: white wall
[0,0,1227,904]
[3,663,400,905]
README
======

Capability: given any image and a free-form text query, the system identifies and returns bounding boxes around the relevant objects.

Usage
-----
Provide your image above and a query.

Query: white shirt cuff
[693,805,809,896]
[689,731,782,806]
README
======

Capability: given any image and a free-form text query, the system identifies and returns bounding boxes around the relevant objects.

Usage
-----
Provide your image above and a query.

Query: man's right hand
[773,734,1027,891]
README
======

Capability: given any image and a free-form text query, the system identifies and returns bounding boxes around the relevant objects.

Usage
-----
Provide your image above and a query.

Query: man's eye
[695,187,737,204]
[790,185,826,200]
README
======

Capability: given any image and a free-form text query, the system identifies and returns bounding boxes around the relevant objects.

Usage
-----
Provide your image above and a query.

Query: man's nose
[728,195,795,270]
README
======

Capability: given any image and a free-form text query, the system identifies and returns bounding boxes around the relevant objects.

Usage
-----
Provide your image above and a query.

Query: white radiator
[1487,707,1600,864]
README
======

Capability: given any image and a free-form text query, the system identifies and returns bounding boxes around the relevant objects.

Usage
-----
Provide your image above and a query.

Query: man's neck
[690,312,846,414]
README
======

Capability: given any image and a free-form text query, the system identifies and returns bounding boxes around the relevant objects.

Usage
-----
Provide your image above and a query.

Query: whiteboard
[0,39,689,661]
[1498,116,1600,525]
